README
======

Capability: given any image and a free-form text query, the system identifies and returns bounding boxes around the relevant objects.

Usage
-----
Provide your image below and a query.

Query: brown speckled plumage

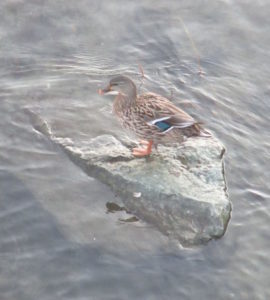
[101,75,210,147]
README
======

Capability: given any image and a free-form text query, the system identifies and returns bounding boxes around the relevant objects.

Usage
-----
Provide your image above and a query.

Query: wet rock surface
[31,112,231,246]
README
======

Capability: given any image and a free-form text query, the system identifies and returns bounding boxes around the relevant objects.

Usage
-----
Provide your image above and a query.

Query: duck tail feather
[199,128,212,137]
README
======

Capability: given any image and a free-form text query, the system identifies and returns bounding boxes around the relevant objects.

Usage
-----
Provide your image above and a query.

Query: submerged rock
[30,111,231,246]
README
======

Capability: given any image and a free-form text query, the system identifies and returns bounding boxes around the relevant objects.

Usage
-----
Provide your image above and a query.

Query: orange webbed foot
[132,140,153,157]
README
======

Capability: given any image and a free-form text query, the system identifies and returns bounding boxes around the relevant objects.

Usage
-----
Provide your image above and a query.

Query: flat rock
[30,111,231,246]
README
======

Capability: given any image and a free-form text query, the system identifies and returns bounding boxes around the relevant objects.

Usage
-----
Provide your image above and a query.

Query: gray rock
[29,111,231,246]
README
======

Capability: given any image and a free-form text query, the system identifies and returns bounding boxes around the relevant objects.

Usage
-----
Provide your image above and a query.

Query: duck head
[98,75,137,101]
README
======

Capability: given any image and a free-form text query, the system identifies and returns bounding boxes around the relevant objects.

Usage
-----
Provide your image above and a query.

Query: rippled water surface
[1,1,270,299]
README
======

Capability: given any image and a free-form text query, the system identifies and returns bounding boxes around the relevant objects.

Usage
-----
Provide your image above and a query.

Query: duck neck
[113,90,137,115]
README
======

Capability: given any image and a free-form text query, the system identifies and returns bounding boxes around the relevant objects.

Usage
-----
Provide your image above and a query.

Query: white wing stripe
[147,116,171,126]
[147,118,195,129]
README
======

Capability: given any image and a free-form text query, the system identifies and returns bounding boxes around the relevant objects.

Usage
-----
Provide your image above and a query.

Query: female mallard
[99,75,210,157]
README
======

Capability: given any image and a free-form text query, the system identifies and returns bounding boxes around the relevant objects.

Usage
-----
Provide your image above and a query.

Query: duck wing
[137,93,198,132]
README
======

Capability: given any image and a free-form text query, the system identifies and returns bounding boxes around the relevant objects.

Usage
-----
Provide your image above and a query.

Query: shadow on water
[0,166,238,300]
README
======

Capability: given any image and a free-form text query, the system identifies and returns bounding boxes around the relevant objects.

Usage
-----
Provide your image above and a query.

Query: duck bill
[98,85,119,96]
[98,85,111,95]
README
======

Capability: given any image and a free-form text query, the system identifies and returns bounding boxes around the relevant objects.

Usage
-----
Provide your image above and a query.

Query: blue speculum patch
[155,121,171,131]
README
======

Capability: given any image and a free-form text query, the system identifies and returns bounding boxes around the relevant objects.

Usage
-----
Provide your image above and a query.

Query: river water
[0,1,270,299]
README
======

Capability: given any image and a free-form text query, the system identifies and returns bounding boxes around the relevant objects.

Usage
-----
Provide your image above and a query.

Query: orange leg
[132,140,153,157]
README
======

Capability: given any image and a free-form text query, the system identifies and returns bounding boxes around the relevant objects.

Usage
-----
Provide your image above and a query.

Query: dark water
[1,1,270,299]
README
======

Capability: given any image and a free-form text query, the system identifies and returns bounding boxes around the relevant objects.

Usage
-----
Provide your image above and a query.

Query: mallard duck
[98,75,210,157]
